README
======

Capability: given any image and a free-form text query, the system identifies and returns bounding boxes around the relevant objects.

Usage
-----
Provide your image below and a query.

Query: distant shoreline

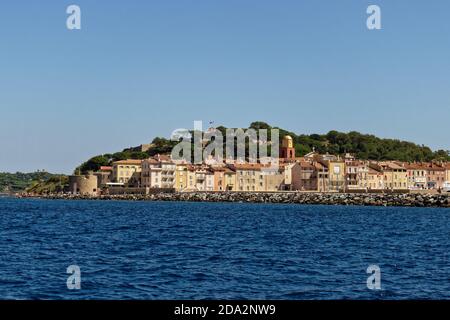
[16,192,450,208]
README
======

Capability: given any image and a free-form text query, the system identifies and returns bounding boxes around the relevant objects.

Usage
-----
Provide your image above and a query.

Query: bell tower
[281,135,295,159]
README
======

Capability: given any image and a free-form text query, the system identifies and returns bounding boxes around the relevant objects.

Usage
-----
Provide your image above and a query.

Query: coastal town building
[95,135,448,194]
[181,165,213,191]
[141,158,159,188]
[315,162,329,192]
[205,170,215,191]
[211,167,224,191]
[278,162,294,190]
[111,159,142,186]
[175,164,188,191]
[223,167,237,191]
[426,163,446,190]
[94,166,112,188]
[345,161,369,191]
[262,166,285,191]
[367,166,384,190]
[405,163,428,190]
[194,166,208,191]
[136,155,177,190]
[377,162,408,190]
[291,161,316,191]
[446,163,450,184]
[327,159,346,192]
[159,158,176,189]
[233,163,265,192]
[185,166,197,191]
[69,173,98,196]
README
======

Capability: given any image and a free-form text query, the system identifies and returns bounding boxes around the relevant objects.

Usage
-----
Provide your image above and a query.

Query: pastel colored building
[175,164,188,191]
[141,155,176,189]
[345,161,369,190]
[185,166,197,191]
[327,160,346,192]
[94,166,112,188]
[182,165,213,191]
[233,163,265,192]
[205,170,215,191]
[211,167,228,191]
[426,163,446,190]
[112,159,142,186]
[446,163,450,183]
[378,162,408,190]
[367,166,384,190]
[262,166,285,191]
[223,167,237,191]
[291,161,316,191]
[141,158,160,188]
[315,162,329,192]
[404,163,428,190]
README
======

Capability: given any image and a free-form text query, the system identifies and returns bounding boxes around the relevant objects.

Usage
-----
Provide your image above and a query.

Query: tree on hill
[76,122,450,172]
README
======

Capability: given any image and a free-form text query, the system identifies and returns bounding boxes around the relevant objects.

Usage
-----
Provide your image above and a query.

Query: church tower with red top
[281,135,295,159]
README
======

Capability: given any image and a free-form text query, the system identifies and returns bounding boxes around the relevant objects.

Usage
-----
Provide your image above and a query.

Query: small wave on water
[1,198,450,299]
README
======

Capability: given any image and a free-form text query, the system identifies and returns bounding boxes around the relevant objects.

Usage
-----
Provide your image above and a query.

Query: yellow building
[446,163,450,183]
[367,166,384,190]
[233,164,265,191]
[379,162,408,190]
[263,168,285,191]
[185,166,197,191]
[223,167,237,191]
[180,165,211,191]
[175,164,188,191]
[327,160,345,192]
[111,159,142,186]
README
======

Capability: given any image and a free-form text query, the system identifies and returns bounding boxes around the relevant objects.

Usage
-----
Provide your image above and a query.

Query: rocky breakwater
[22,192,450,208]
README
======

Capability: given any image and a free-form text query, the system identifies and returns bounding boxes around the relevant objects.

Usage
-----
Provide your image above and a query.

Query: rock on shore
[18,192,450,208]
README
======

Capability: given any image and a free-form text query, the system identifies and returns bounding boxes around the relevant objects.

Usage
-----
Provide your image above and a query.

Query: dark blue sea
[0,197,449,300]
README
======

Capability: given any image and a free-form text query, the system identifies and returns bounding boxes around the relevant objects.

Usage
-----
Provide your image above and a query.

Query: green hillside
[77,122,450,173]
[0,171,66,193]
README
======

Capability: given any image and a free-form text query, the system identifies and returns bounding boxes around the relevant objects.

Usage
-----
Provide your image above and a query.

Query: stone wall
[68,174,98,196]
[28,191,450,208]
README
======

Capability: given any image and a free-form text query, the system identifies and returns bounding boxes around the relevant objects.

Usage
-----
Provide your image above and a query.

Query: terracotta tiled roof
[427,163,446,171]
[223,167,236,174]
[143,158,159,164]
[154,154,171,162]
[314,162,328,170]
[232,163,263,170]
[368,167,382,175]
[298,161,315,170]
[378,161,405,170]
[404,162,430,170]
[113,159,142,165]
[346,160,367,167]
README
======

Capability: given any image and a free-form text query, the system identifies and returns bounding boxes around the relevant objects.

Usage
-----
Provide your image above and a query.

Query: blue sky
[1,0,449,173]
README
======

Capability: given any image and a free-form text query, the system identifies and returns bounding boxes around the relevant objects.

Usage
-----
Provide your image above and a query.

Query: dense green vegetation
[76,137,178,173]
[26,175,68,194]
[77,122,450,173]
[254,122,449,162]
[0,172,66,193]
